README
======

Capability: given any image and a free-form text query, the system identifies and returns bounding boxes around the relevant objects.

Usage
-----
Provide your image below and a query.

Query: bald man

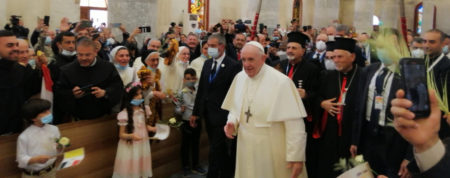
[222,42,307,178]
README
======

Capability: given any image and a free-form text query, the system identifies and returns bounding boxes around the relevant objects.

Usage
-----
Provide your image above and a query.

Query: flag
[40,64,54,111]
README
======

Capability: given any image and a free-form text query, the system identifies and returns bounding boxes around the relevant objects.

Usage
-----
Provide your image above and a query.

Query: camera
[4,15,29,39]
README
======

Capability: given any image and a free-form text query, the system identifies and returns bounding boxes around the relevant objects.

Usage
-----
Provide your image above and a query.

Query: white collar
[427,53,444,72]
[89,58,98,67]
[214,52,226,64]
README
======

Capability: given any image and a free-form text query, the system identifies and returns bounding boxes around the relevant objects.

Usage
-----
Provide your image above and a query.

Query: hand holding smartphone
[400,58,431,118]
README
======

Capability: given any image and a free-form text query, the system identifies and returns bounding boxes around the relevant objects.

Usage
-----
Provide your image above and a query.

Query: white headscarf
[109,45,127,63]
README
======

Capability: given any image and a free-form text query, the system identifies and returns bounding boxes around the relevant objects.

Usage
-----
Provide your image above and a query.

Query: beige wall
[2,0,79,34]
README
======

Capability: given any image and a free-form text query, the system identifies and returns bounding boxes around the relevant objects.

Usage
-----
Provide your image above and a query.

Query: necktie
[288,64,295,79]
[209,61,218,82]
[237,51,241,61]
[369,68,389,135]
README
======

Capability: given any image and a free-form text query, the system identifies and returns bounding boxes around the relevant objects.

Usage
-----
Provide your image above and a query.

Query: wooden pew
[0,104,208,178]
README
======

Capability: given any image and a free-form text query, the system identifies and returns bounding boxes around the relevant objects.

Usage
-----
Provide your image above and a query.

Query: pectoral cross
[245,106,252,123]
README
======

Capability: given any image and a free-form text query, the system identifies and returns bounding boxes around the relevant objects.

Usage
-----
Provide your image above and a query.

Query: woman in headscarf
[110,46,138,86]
[159,45,190,95]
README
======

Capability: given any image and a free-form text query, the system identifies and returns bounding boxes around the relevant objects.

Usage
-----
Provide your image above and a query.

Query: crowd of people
[1,15,450,178]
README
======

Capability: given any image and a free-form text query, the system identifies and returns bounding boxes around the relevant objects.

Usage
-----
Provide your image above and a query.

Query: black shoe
[192,166,207,175]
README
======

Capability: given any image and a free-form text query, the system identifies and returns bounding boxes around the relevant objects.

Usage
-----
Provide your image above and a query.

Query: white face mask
[411,49,425,58]
[325,59,336,70]
[287,55,296,61]
[208,47,220,59]
[328,36,335,42]
[316,41,327,51]
[61,49,76,57]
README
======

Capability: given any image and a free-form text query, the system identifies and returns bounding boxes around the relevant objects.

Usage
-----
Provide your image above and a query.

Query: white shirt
[16,124,60,171]
[175,87,197,121]
[365,64,394,126]
[211,52,226,72]
[414,139,446,172]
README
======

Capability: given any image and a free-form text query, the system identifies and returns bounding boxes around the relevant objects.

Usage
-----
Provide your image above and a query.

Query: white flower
[355,155,364,163]
[169,117,177,124]
[58,137,70,147]
[221,64,225,68]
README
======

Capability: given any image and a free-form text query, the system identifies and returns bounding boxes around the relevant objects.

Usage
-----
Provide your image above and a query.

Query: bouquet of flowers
[158,117,183,129]
[334,155,376,178]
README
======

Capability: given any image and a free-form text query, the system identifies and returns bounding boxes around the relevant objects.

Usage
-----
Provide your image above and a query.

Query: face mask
[273,36,279,41]
[201,54,209,59]
[443,46,449,54]
[376,49,393,66]
[208,47,219,59]
[411,49,425,58]
[287,55,296,61]
[324,60,336,70]
[115,63,127,70]
[45,36,52,46]
[179,60,189,65]
[316,41,326,51]
[185,81,196,87]
[106,38,115,46]
[328,36,335,42]
[147,66,156,73]
[28,59,35,66]
[130,99,144,106]
[61,49,76,57]
[41,113,53,124]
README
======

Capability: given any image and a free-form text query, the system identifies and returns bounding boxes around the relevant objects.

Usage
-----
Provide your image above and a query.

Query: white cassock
[222,64,308,178]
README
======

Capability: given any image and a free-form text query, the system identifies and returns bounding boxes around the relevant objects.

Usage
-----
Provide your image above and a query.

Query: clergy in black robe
[0,30,41,134]
[55,38,123,120]
[314,37,362,178]
[48,31,77,124]
[281,31,321,178]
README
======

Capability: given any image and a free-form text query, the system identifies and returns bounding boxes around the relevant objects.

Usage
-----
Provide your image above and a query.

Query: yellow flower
[58,137,70,147]
[169,117,177,124]
[355,155,364,163]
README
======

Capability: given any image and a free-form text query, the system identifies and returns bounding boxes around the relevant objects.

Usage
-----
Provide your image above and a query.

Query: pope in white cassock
[222,41,308,178]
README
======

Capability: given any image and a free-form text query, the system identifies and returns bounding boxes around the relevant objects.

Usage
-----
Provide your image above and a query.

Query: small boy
[17,99,60,178]
[174,68,207,177]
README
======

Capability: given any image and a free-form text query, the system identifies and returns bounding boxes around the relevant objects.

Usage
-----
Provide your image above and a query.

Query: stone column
[421,0,436,33]
[353,0,375,33]
[259,0,279,28]
[302,0,315,27]
[313,0,340,28]
[379,0,400,28]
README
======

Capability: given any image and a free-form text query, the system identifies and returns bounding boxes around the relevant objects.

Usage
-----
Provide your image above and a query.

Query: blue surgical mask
[28,59,36,67]
[41,114,53,124]
[45,36,52,46]
[115,64,127,70]
[201,54,209,59]
[443,46,449,54]
[273,36,279,41]
[147,66,156,73]
[130,99,144,106]
[185,81,196,87]
[61,49,76,57]
[376,49,392,66]
[208,47,219,59]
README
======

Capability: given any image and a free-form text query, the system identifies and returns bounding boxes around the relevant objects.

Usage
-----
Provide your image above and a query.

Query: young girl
[17,99,60,178]
[112,82,157,178]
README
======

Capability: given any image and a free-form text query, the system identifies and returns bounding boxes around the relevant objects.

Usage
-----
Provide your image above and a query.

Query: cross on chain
[245,106,252,123]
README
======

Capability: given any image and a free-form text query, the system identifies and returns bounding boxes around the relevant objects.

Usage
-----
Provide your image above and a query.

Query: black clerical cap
[287,32,308,48]
[326,41,335,52]
[334,37,356,53]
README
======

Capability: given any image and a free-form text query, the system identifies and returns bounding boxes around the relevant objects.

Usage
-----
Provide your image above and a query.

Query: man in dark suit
[225,33,246,61]
[351,61,410,178]
[190,34,241,178]
[305,33,328,70]
[391,89,450,178]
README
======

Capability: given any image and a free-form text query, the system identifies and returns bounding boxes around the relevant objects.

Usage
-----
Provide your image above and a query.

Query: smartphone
[80,20,93,28]
[79,84,94,93]
[111,23,121,28]
[400,58,430,118]
[139,26,151,33]
[44,16,50,26]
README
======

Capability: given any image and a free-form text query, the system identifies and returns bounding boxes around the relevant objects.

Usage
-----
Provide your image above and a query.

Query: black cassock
[314,65,362,178]
[55,59,123,120]
[0,60,40,134]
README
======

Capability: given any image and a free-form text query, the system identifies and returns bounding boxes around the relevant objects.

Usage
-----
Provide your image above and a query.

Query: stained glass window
[189,0,207,29]
[416,4,423,34]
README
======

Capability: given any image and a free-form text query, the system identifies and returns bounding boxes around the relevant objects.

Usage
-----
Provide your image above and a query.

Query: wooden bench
[0,104,209,178]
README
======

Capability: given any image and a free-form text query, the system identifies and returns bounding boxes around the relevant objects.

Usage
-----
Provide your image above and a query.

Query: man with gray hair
[223,41,307,178]
[190,33,241,178]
